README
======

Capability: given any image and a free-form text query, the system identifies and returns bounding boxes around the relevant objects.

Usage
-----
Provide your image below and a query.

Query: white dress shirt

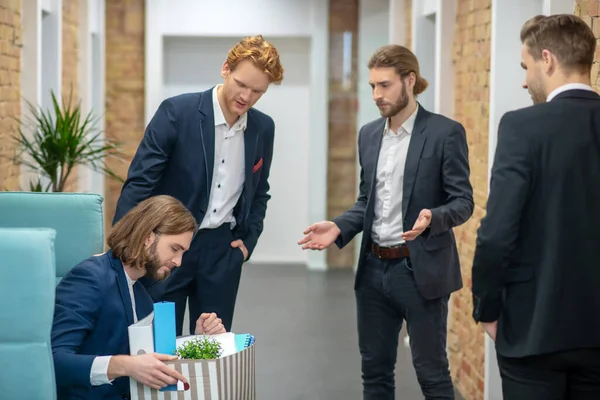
[371,104,419,247]
[89,271,138,386]
[546,83,595,102]
[199,85,247,229]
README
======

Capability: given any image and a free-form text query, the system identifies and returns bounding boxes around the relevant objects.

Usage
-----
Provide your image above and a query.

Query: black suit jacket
[472,89,600,358]
[113,88,275,259]
[333,104,474,299]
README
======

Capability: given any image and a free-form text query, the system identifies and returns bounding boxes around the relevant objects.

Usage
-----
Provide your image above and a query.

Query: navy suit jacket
[112,88,275,258]
[52,251,154,400]
[333,105,474,299]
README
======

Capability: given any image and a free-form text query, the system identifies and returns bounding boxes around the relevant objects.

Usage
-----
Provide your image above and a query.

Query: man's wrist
[424,209,432,220]
[331,221,341,235]
[107,355,130,380]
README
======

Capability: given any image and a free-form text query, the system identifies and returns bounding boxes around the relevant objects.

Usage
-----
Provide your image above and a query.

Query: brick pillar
[327,0,360,269]
[576,0,600,90]
[0,0,21,191]
[448,1,492,399]
[104,0,145,235]
[62,0,79,191]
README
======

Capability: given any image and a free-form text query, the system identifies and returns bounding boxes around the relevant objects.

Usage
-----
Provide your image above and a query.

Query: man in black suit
[299,45,473,399]
[472,14,600,399]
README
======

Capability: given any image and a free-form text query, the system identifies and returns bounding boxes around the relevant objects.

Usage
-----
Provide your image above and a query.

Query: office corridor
[230,264,426,399]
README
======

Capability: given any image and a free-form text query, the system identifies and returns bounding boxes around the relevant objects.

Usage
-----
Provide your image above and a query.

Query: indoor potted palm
[10,90,123,192]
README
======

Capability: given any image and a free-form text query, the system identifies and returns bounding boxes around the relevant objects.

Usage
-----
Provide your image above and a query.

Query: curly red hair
[227,35,284,84]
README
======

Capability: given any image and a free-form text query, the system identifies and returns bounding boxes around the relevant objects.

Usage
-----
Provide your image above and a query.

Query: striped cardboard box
[130,344,255,400]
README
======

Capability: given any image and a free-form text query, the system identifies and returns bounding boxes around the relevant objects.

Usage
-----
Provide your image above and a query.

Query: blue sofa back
[0,192,104,284]
[0,228,57,399]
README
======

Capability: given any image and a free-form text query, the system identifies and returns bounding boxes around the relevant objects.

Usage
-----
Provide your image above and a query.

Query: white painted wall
[156,0,313,37]
[411,1,436,111]
[163,36,311,264]
[435,0,456,117]
[74,0,106,197]
[388,0,406,45]
[40,0,61,112]
[543,0,575,14]
[41,0,53,13]
[358,0,389,149]
[77,0,91,193]
[20,0,43,190]
[306,0,329,271]
[411,0,456,117]
[146,0,329,267]
[88,0,106,197]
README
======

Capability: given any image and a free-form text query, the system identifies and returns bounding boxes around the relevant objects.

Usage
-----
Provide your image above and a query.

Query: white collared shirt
[371,104,419,247]
[547,83,595,102]
[89,270,138,386]
[199,85,247,229]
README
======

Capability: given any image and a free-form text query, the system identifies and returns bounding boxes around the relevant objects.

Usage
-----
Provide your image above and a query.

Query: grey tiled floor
[231,264,422,400]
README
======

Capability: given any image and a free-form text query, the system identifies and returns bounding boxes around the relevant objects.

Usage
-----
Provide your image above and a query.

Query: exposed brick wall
[576,0,600,90]
[327,0,359,268]
[62,0,79,192]
[0,0,21,191]
[448,1,491,399]
[104,0,145,235]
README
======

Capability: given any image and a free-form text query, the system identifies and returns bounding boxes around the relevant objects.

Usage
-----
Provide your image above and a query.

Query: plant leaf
[8,88,126,191]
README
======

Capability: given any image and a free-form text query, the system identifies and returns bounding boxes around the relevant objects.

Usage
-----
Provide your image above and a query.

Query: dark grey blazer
[333,104,474,299]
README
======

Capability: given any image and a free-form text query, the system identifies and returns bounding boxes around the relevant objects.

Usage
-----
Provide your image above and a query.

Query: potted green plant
[175,335,223,360]
[9,89,123,192]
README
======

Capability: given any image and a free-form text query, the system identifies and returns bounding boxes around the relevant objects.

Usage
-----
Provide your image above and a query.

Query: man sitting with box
[51,195,226,400]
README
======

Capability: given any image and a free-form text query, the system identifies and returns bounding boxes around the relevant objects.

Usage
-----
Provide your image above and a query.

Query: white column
[145,0,164,125]
[20,0,43,190]
[410,0,456,116]
[307,0,330,271]
[486,1,544,399]
[86,0,106,197]
[388,0,406,45]
[411,0,436,111]
[434,0,456,117]
[40,0,62,111]
[78,0,92,192]
[543,0,575,15]
[77,0,106,196]
[21,0,62,190]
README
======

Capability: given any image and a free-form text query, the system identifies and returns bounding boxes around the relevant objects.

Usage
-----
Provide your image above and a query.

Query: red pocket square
[252,158,263,173]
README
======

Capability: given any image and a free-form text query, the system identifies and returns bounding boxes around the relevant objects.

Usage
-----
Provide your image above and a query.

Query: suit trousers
[143,224,245,335]
[356,252,454,400]
[498,348,600,400]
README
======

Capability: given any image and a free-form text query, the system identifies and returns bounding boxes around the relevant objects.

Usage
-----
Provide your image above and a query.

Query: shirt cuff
[90,355,114,386]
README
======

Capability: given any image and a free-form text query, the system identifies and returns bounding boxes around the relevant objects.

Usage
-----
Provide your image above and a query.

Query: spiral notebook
[234,333,255,351]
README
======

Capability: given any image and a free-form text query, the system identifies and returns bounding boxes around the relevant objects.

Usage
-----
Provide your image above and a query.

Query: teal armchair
[0,228,57,399]
[0,192,105,284]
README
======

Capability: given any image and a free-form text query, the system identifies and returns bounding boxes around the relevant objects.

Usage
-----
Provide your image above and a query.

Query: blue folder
[153,302,177,391]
